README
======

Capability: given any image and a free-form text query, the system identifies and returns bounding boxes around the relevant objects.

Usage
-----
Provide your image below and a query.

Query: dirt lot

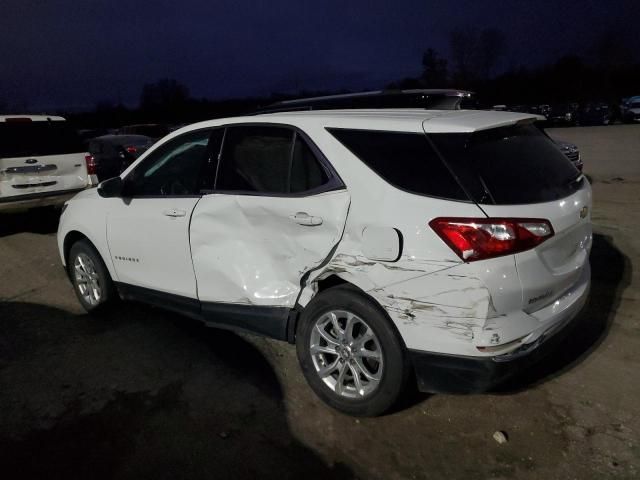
[1,125,639,479]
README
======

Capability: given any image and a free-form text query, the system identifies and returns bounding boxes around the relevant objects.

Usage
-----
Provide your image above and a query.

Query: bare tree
[421,48,449,87]
[449,27,507,84]
[140,78,190,111]
[477,28,507,79]
[449,27,478,83]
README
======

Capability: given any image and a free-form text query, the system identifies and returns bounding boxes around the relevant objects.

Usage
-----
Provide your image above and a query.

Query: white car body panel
[191,190,350,307]
[58,108,591,362]
[481,179,592,312]
[106,197,201,298]
[57,188,117,277]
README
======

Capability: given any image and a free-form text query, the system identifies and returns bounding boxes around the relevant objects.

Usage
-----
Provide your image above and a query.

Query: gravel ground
[1,124,639,479]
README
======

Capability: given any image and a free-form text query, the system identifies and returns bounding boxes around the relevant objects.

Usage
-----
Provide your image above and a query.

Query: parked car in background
[548,104,579,126]
[529,104,551,119]
[578,102,613,126]
[77,128,111,146]
[169,123,188,133]
[87,135,154,182]
[621,97,640,123]
[118,124,169,140]
[58,107,591,416]
[555,140,583,171]
[0,115,92,212]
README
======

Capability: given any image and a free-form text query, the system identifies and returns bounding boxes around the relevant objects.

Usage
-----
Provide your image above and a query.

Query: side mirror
[97,176,124,198]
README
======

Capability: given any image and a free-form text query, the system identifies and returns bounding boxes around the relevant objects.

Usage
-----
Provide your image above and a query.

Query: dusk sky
[1,0,637,110]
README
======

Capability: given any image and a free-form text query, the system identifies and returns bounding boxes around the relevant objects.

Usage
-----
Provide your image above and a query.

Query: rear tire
[68,239,117,313]
[296,286,409,416]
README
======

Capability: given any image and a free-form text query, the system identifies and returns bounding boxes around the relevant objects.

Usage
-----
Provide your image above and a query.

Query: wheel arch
[292,273,408,350]
[62,229,117,281]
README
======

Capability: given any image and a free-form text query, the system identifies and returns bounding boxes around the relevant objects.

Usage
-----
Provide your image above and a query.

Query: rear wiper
[477,174,496,204]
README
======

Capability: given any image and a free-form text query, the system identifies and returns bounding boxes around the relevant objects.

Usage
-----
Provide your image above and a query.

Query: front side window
[216,126,330,194]
[125,128,222,196]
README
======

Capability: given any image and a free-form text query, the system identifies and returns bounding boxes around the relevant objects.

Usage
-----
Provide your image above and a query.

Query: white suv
[0,116,93,212]
[57,109,592,416]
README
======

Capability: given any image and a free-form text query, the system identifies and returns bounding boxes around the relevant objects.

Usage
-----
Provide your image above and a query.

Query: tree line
[10,27,635,127]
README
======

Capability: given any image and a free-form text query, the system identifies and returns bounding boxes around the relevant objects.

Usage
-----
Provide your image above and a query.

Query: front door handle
[163,208,186,218]
[289,212,323,226]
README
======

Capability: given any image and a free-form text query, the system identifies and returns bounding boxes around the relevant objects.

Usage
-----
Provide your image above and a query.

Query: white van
[0,115,93,212]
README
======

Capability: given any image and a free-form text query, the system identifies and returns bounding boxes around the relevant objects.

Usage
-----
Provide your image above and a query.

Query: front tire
[68,239,116,313]
[296,286,409,416]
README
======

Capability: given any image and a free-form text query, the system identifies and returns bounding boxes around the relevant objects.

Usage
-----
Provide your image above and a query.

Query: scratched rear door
[0,118,88,200]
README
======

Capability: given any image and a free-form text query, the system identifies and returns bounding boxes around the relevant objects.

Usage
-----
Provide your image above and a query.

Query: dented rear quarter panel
[295,125,524,357]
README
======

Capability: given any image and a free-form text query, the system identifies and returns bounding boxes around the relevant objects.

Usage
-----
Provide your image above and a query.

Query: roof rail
[253,89,474,114]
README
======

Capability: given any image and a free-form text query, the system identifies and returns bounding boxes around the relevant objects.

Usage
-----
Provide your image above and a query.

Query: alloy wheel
[73,253,102,306]
[310,309,384,399]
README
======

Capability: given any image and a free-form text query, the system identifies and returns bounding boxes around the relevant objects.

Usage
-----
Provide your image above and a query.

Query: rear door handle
[163,208,186,217]
[289,212,323,226]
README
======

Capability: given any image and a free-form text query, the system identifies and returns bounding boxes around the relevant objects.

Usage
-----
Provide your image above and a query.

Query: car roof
[190,109,544,134]
[0,115,65,122]
[92,134,151,143]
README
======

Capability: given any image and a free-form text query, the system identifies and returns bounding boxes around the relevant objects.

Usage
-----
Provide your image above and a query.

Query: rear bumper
[410,308,582,393]
[410,264,590,394]
[0,187,86,212]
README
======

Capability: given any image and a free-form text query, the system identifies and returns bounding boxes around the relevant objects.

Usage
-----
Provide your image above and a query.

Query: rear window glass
[328,129,468,200]
[430,124,582,205]
[0,121,84,157]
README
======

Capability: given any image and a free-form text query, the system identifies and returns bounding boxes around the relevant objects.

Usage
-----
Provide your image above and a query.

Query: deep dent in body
[300,252,494,344]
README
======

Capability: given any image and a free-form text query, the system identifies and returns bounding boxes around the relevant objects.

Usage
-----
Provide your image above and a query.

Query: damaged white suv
[57,109,591,416]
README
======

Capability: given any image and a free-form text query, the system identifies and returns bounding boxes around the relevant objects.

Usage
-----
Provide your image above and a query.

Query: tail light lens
[125,146,137,154]
[85,154,97,175]
[429,217,554,261]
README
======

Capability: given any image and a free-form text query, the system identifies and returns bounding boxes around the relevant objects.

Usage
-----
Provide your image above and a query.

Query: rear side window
[216,126,331,194]
[290,135,329,193]
[0,121,84,157]
[328,129,468,200]
[126,128,217,196]
[217,126,292,193]
[430,124,582,205]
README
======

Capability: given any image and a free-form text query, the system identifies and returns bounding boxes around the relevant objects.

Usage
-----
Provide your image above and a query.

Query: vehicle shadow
[0,207,61,238]
[0,301,354,480]
[495,232,631,393]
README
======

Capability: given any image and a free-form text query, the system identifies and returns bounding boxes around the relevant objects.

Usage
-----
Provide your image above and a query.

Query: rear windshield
[0,121,84,158]
[328,128,468,200]
[430,124,583,205]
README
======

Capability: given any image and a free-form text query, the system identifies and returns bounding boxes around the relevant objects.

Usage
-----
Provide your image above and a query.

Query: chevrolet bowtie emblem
[580,206,588,219]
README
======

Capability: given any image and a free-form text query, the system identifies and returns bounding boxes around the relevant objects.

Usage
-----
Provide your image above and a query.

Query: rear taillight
[125,146,137,154]
[85,154,97,175]
[429,217,554,262]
